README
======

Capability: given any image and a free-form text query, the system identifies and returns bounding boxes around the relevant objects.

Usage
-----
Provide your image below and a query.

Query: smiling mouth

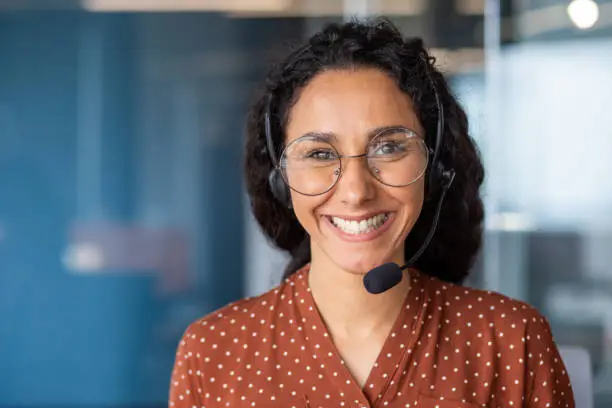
[327,213,391,235]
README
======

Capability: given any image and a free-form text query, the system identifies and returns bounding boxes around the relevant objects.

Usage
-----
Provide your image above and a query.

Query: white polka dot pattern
[169,266,575,407]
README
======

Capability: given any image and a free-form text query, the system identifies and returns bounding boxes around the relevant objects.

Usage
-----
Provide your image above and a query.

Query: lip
[322,212,395,243]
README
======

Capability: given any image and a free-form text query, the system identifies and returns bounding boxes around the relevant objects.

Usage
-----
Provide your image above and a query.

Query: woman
[169,18,575,408]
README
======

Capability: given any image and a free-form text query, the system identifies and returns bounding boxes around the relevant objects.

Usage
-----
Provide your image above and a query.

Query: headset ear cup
[268,169,291,208]
[427,161,446,198]
[440,168,456,190]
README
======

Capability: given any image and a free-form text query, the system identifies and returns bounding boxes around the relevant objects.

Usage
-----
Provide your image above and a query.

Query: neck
[307,253,412,340]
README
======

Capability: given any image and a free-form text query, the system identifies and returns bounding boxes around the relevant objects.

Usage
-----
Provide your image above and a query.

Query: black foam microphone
[363,170,455,294]
[363,262,406,294]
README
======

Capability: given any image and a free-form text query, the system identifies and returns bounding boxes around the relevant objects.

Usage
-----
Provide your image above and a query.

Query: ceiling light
[567,0,600,29]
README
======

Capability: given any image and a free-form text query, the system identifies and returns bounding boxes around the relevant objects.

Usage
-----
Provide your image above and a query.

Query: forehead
[285,68,423,143]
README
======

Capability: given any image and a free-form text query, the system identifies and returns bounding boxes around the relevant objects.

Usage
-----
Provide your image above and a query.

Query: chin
[332,255,391,276]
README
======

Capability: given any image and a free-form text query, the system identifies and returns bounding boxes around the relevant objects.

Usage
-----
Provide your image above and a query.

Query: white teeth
[331,213,389,235]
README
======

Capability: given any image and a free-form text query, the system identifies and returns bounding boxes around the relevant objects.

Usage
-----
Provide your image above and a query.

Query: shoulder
[421,273,566,376]
[421,271,553,340]
[180,282,285,344]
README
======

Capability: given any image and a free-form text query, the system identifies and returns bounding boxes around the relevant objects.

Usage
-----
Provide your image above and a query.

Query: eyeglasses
[278,127,430,196]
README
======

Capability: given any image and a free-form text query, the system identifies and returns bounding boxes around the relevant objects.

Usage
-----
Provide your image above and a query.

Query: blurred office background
[0,0,611,406]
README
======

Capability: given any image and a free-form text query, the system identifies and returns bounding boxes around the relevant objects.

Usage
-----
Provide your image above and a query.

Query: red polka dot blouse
[169,266,575,407]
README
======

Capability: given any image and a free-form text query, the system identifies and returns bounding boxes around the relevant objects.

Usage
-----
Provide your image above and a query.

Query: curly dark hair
[243,17,485,284]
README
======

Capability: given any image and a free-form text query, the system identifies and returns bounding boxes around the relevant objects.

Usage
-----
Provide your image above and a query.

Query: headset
[263,54,455,208]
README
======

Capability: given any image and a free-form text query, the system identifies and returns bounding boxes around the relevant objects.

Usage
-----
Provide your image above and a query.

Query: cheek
[392,181,425,218]
[290,192,328,232]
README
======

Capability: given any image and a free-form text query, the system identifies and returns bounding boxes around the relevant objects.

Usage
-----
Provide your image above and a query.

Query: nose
[334,156,376,206]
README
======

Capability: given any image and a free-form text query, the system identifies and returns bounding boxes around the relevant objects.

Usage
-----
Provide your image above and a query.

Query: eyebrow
[297,125,418,142]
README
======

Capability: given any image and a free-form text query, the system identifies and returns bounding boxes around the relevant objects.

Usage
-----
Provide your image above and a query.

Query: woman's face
[284,68,427,275]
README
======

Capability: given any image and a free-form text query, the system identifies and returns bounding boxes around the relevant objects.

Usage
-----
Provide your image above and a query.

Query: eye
[305,149,337,161]
[372,141,404,156]
[369,131,421,159]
